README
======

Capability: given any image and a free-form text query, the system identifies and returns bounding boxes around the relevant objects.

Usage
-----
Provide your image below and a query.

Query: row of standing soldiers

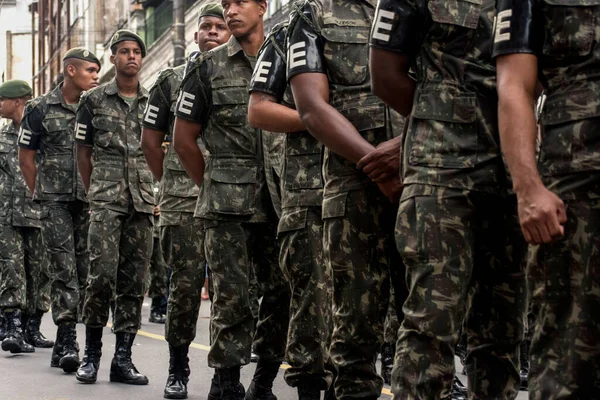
[0,0,599,399]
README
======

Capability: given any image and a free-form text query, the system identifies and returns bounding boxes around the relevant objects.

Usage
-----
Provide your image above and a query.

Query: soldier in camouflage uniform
[173,1,290,398]
[19,48,101,372]
[369,0,528,398]
[286,1,408,398]
[0,80,41,355]
[248,22,335,400]
[141,4,231,398]
[74,30,153,386]
[494,1,600,397]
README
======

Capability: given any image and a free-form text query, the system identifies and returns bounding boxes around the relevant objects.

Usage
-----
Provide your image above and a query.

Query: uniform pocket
[428,0,482,29]
[542,0,600,59]
[322,192,348,220]
[91,110,120,147]
[212,80,249,127]
[277,207,308,234]
[138,169,156,205]
[88,167,123,203]
[42,114,74,147]
[321,25,370,85]
[39,154,74,194]
[408,89,478,169]
[207,161,258,215]
[284,133,323,191]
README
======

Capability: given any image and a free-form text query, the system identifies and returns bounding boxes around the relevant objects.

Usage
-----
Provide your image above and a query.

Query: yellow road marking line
[108,323,393,397]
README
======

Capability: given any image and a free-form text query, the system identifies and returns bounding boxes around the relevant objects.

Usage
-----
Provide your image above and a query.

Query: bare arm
[248,92,306,133]
[497,53,566,244]
[141,127,166,181]
[370,48,416,117]
[173,118,205,187]
[18,148,37,195]
[77,145,93,192]
[290,73,374,164]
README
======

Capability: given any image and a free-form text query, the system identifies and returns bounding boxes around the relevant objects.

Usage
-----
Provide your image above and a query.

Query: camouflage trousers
[263,131,285,219]
[393,186,527,400]
[528,197,600,399]
[161,213,205,346]
[384,284,402,346]
[40,200,90,324]
[278,206,333,389]
[204,220,290,368]
[83,208,152,333]
[0,225,49,313]
[324,187,398,399]
[148,235,168,301]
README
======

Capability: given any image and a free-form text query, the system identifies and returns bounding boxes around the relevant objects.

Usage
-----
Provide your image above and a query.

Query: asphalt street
[0,298,528,400]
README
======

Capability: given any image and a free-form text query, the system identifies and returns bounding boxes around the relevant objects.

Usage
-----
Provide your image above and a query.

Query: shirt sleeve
[492,0,542,58]
[18,102,44,150]
[249,25,288,102]
[174,58,212,126]
[286,2,327,81]
[143,74,172,132]
[370,0,423,55]
[75,94,95,146]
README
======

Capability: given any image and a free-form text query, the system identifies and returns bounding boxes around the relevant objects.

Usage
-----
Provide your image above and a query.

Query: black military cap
[0,80,33,99]
[63,47,101,69]
[110,29,147,58]
[198,3,224,19]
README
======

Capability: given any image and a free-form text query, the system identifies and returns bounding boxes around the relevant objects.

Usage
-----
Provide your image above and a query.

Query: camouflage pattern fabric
[278,206,333,389]
[76,78,154,214]
[263,130,285,219]
[19,83,87,203]
[286,1,402,397]
[161,214,205,346]
[148,221,167,301]
[393,186,526,399]
[204,220,289,368]
[83,208,152,333]
[0,225,26,309]
[76,79,154,334]
[20,227,47,315]
[527,198,600,398]
[383,285,401,346]
[39,200,89,324]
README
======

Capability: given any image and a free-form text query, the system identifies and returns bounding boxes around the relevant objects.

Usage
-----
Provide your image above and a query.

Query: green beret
[0,80,32,99]
[63,47,101,70]
[110,29,147,58]
[198,3,224,19]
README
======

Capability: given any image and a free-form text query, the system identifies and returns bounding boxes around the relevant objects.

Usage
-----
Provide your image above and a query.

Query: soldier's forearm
[76,145,93,192]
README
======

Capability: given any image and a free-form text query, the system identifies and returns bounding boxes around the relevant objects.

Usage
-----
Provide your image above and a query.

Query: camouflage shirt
[250,23,324,210]
[493,0,600,200]
[175,36,271,223]
[0,123,41,228]
[370,0,505,195]
[75,78,154,214]
[286,0,395,197]
[19,83,87,202]
[142,64,200,225]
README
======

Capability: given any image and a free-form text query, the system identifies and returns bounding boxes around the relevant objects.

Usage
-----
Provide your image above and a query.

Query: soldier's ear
[110,54,116,66]
[194,31,199,45]
[257,0,267,16]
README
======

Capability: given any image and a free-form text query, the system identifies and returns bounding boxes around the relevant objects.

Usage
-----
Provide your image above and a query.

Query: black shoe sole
[2,340,23,354]
[33,341,55,348]
[76,374,98,384]
[60,356,80,373]
[164,392,188,399]
[109,375,149,385]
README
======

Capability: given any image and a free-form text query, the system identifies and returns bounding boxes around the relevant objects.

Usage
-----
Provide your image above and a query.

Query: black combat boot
[110,332,149,385]
[207,370,222,400]
[380,342,395,385]
[59,322,80,372]
[51,326,64,367]
[76,327,103,384]
[25,310,54,348]
[1,309,35,354]
[520,339,530,390]
[297,382,322,400]
[245,360,280,400]
[215,367,245,400]
[149,297,166,324]
[164,344,190,399]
